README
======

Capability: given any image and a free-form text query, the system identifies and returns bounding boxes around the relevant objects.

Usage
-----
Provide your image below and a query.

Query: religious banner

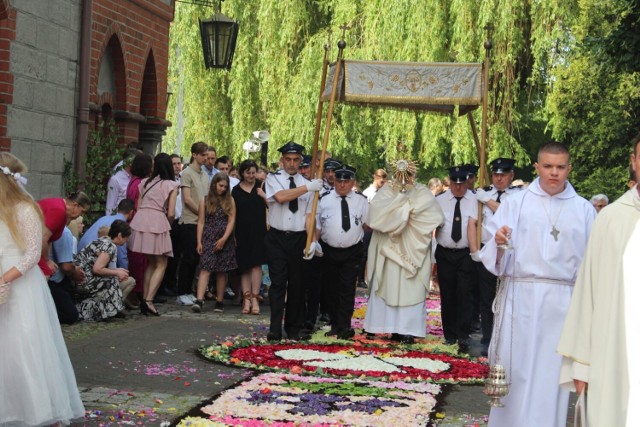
[322,60,483,115]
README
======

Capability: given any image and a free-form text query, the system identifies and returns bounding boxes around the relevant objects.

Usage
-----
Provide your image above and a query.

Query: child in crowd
[193,173,237,313]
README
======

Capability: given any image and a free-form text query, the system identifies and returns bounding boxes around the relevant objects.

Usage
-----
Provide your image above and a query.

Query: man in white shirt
[105,148,139,215]
[264,141,323,341]
[435,166,478,352]
[468,158,520,354]
[313,165,368,339]
[362,169,388,202]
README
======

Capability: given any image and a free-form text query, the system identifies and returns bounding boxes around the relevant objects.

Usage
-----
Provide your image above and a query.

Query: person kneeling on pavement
[71,220,132,321]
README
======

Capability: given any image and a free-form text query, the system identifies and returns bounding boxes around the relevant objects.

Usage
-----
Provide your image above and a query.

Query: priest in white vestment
[363,162,444,340]
[558,139,640,426]
[479,142,595,427]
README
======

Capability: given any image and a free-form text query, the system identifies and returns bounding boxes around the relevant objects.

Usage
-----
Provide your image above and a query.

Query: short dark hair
[170,154,182,162]
[108,219,131,239]
[116,198,135,214]
[538,141,570,161]
[123,147,142,166]
[130,153,153,179]
[191,142,208,155]
[238,159,258,181]
[215,156,231,167]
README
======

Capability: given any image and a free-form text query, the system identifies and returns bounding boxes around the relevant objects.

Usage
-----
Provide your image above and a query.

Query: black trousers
[303,255,323,327]
[435,245,476,342]
[177,223,199,296]
[321,241,362,332]
[476,259,497,343]
[357,229,373,282]
[161,218,182,291]
[265,228,306,336]
[48,278,79,325]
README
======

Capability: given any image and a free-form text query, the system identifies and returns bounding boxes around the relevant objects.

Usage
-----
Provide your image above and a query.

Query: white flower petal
[385,356,450,373]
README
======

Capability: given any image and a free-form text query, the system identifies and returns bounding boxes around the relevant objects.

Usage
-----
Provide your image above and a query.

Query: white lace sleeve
[15,203,43,274]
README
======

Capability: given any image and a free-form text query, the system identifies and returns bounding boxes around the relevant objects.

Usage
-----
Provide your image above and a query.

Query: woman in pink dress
[129,153,179,316]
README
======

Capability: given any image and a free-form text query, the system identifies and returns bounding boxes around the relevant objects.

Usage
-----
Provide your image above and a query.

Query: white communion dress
[0,202,85,426]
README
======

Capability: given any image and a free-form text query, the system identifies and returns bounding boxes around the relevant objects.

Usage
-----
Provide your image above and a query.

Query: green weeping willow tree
[163,0,640,197]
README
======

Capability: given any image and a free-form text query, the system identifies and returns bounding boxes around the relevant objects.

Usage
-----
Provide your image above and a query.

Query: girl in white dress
[0,153,85,426]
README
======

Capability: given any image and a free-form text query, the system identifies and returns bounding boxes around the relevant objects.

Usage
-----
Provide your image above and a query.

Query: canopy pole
[309,41,331,179]
[468,111,481,164]
[477,24,493,243]
[305,28,347,257]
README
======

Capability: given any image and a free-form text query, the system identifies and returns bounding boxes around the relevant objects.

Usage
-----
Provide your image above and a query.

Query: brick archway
[0,0,9,20]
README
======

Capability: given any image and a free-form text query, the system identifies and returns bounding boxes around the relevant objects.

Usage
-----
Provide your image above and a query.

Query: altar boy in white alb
[479,142,595,427]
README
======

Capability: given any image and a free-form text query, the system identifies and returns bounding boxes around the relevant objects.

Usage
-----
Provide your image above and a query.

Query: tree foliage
[164,0,638,197]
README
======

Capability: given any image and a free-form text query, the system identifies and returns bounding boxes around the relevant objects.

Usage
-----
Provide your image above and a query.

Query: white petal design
[384,357,450,373]
[275,349,348,361]
[306,355,401,373]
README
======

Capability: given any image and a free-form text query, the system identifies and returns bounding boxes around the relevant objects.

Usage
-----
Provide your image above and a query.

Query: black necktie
[288,177,298,213]
[451,196,463,242]
[341,196,350,231]
[496,190,505,203]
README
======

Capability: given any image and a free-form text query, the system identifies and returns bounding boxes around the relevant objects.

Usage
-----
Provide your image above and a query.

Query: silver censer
[483,364,509,407]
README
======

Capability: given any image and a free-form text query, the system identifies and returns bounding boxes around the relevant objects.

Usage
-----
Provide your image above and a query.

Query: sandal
[241,291,252,314]
[251,293,260,315]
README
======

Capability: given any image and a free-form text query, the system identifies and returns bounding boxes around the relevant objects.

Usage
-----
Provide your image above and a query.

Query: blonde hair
[0,152,43,249]
[97,225,110,238]
[205,172,234,216]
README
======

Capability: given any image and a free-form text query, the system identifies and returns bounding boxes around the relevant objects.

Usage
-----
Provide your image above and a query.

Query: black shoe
[302,321,316,332]
[191,299,204,313]
[391,333,414,344]
[325,329,339,337]
[444,338,457,345]
[157,287,176,297]
[113,311,126,319]
[480,344,489,357]
[458,339,470,354]
[318,313,330,324]
[213,301,224,312]
[285,330,311,341]
[356,280,368,289]
[337,329,355,340]
[364,332,376,339]
[153,296,167,304]
[266,332,282,341]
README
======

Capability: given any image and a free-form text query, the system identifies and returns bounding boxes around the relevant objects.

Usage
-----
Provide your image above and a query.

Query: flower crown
[0,165,28,186]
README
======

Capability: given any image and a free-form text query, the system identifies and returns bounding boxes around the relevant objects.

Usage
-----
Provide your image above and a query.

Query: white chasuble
[558,189,640,427]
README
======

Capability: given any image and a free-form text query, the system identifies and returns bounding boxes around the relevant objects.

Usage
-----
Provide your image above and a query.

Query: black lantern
[199,9,239,70]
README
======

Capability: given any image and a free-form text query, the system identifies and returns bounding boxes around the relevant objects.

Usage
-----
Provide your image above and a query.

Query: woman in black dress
[232,160,268,314]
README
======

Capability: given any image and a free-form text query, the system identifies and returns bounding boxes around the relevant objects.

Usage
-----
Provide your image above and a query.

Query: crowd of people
[4,130,640,425]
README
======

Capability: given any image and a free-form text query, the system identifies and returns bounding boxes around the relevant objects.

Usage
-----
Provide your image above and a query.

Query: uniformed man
[465,164,479,191]
[435,166,478,353]
[322,158,342,191]
[316,157,342,323]
[298,155,312,179]
[309,165,368,339]
[468,157,520,355]
[264,141,323,341]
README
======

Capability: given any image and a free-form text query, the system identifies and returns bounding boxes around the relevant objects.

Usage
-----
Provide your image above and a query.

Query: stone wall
[7,0,81,199]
